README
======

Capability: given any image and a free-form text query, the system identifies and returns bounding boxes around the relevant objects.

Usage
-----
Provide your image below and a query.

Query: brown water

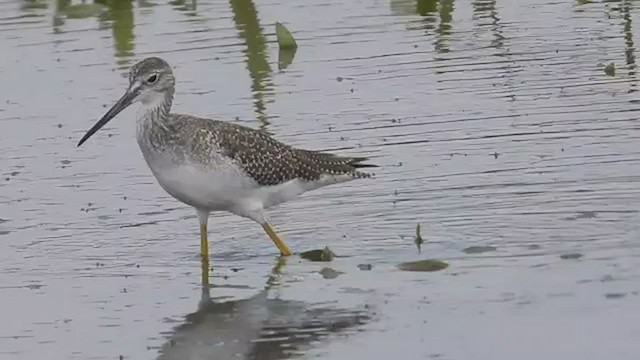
[2,0,640,359]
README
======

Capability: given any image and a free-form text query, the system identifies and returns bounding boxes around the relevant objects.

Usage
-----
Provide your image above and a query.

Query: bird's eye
[146,74,158,83]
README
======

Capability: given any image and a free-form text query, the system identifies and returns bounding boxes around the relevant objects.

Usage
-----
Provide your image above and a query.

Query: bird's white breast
[144,154,258,212]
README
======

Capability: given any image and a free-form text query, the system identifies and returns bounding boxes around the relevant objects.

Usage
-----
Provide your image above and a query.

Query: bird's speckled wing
[176,115,376,186]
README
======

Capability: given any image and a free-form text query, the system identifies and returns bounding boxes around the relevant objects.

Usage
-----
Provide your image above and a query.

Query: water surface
[1,0,640,359]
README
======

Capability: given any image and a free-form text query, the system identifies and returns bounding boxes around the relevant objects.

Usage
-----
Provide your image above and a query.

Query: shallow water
[2,0,640,359]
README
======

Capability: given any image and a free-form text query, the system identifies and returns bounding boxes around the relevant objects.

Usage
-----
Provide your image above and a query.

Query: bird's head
[77,57,174,147]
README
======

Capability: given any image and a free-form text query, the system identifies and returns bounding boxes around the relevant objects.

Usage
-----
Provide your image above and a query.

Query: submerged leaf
[319,267,343,279]
[278,48,297,70]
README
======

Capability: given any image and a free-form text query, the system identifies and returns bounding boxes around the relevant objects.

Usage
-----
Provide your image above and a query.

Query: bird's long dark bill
[77,88,138,147]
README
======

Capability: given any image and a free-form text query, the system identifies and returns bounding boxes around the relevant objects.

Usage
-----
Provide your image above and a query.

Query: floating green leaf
[605,292,626,299]
[397,259,448,272]
[275,22,297,50]
[462,245,497,254]
[300,246,335,262]
[560,252,583,260]
[604,62,615,76]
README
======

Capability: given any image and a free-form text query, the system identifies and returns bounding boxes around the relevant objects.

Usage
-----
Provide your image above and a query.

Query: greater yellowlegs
[77,57,376,262]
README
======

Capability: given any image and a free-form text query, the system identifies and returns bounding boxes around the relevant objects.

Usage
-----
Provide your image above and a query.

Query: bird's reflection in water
[157,258,372,360]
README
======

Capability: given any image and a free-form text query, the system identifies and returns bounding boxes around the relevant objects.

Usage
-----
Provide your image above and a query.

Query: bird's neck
[137,89,174,125]
[136,89,175,150]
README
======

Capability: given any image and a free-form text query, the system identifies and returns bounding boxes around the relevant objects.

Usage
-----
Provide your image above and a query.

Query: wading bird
[77,57,376,269]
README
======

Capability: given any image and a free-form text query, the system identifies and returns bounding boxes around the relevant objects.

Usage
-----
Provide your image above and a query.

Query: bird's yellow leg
[200,222,210,286]
[262,223,292,256]
[200,222,209,260]
[201,257,209,287]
